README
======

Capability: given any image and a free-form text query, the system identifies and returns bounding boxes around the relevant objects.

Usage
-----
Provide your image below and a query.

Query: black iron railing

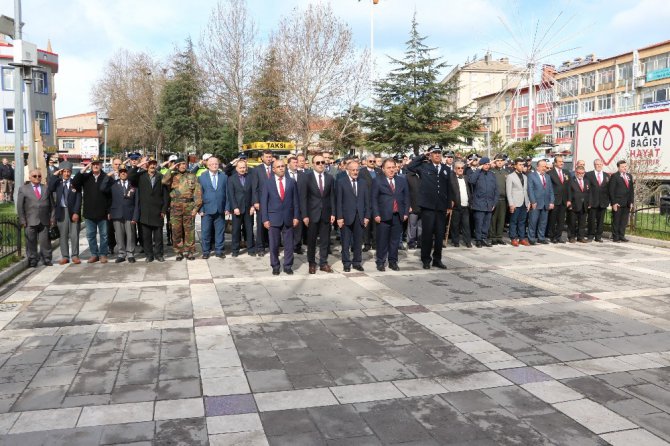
[0,216,21,261]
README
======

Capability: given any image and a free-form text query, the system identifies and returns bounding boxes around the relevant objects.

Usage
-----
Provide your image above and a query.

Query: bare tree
[273,3,369,154]
[91,50,166,152]
[199,0,258,150]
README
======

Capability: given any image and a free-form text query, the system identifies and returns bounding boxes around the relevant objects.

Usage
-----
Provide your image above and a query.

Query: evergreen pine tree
[365,14,479,154]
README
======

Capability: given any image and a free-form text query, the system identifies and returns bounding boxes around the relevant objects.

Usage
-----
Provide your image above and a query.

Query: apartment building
[553,40,670,151]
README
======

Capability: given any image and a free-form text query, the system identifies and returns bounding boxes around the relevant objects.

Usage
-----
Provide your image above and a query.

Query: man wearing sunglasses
[299,154,336,274]
[17,169,56,267]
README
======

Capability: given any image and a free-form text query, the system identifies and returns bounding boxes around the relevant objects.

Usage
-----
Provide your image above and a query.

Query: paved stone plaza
[0,238,670,445]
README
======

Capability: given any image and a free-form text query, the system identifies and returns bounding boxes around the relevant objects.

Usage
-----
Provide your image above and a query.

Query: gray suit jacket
[17,183,55,227]
[506,172,530,208]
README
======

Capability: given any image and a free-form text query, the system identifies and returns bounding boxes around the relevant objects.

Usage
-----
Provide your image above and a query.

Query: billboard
[575,108,669,175]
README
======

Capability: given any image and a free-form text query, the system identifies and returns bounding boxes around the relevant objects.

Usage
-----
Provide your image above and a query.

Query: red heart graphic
[592,124,625,166]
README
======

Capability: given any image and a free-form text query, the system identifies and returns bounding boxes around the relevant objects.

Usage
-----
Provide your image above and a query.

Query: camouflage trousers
[170,202,196,254]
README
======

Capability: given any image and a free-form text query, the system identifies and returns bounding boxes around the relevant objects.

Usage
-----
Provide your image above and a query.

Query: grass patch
[0,254,20,269]
[0,203,16,217]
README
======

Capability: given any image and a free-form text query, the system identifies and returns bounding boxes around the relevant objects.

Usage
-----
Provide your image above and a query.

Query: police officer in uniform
[162,158,203,260]
[489,154,509,245]
[407,146,450,269]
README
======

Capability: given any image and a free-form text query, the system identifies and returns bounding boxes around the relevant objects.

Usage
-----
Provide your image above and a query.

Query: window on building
[617,63,633,87]
[537,88,553,104]
[556,126,575,140]
[62,139,75,149]
[642,85,670,104]
[581,72,596,94]
[504,96,511,110]
[516,115,529,129]
[4,110,14,132]
[644,53,670,73]
[597,94,613,112]
[558,100,578,117]
[536,113,546,126]
[505,116,511,134]
[617,93,634,112]
[559,76,579,97]
[598,68,615,87]
[582,98,595,113]
[36,111,49,134]
[517,93,529,107]
[33,71,48,94]
[1,68,14,91]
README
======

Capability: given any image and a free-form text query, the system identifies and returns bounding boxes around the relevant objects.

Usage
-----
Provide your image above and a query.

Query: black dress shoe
[156,256,165,262]
[528,240,537,245]
[620,238,630,242]
[432,261,447,269]
[295,247,303,254]
[539,239,550,244]
[498,240,507,245]
[175,254,184,261]
[115,257,126,263]
[388,263,399,271]
[465,242,473,248]
[423,263,431,269]
[232,252,239,258]
[376,265,385,272]
[343,266,351,272]
[43,261,53,266]
[128,257,136,263]
[475,241,482,248]
[558,239,567,244]
[283,267,293,275]
[146,257,154,262]
[272,268,280,275]
[362,246,371,252]
[215,252,225,258]
[594,238,603,243]
[186,254,196,260]
[202,253,210,260]
[352,265,364,272]
[452,243,460,247]
[483,240,492,247]
[28,261,37,268]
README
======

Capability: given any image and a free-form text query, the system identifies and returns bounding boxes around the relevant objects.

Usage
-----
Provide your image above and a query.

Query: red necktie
[578,178,583,192]
[541,174,546,188]
[266,166,271,179]
[34,185,41,199]
[278,177,285,201]
[623,175,629,188]
[558,170,563,183]
[597,173,602,186]
[389,179,398,213]
[318,174,324,196]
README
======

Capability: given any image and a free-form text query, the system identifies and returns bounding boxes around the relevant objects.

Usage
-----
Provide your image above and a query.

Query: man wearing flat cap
[47,161,82,265]
[407,146,450,269]
[72,157,114,263]
[109,164,139,263]
[468,156,498,247]
[129,157,169,262]
[163,158,203,260]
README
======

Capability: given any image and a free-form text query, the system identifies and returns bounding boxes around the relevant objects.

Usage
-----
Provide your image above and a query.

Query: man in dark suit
[547,155,570,243]
[609,159,634,242]
[17,169,55,267]
[407,146,450,269]
[468,157,498,248]
[336,160,369,272]
[299,154,336,274]
[109,165,139,263]
[566,166,590,243]
[358,154,383,251]
[251,150,274,256]
[585,159,610,242]
[227,159,255,257]
[527,160,554,244]
[72,158,113,263]
[129,159,169,262]
[372,159,410,271]
[47,161,82,265]
[198,156,228,259]
[406,167,422,249]
[448,161,472,248]
[260,159,300,275]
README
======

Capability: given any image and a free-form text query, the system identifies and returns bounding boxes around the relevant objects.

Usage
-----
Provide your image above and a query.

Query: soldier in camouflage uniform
[162,158,203,260]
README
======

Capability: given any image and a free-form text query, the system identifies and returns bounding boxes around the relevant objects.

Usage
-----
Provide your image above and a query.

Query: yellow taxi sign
[242,141,296,150]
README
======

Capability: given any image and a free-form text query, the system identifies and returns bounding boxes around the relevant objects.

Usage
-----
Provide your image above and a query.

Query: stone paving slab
[0,235,669,444]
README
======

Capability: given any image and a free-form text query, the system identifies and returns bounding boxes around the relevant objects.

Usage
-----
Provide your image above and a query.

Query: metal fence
[0,216,21,261]
[604,201,670,237]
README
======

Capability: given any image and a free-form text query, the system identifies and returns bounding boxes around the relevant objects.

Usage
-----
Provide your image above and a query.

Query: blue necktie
[212,174,217,190]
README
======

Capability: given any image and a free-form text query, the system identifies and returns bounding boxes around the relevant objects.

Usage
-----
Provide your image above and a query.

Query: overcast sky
[3,0,670,117]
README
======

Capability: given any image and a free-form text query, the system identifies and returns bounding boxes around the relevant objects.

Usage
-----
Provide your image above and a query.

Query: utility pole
[12,0,23,200]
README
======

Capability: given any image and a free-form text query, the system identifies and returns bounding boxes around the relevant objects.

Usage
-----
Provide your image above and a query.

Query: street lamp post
[12,0,23,200]
[101,115,113,168]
